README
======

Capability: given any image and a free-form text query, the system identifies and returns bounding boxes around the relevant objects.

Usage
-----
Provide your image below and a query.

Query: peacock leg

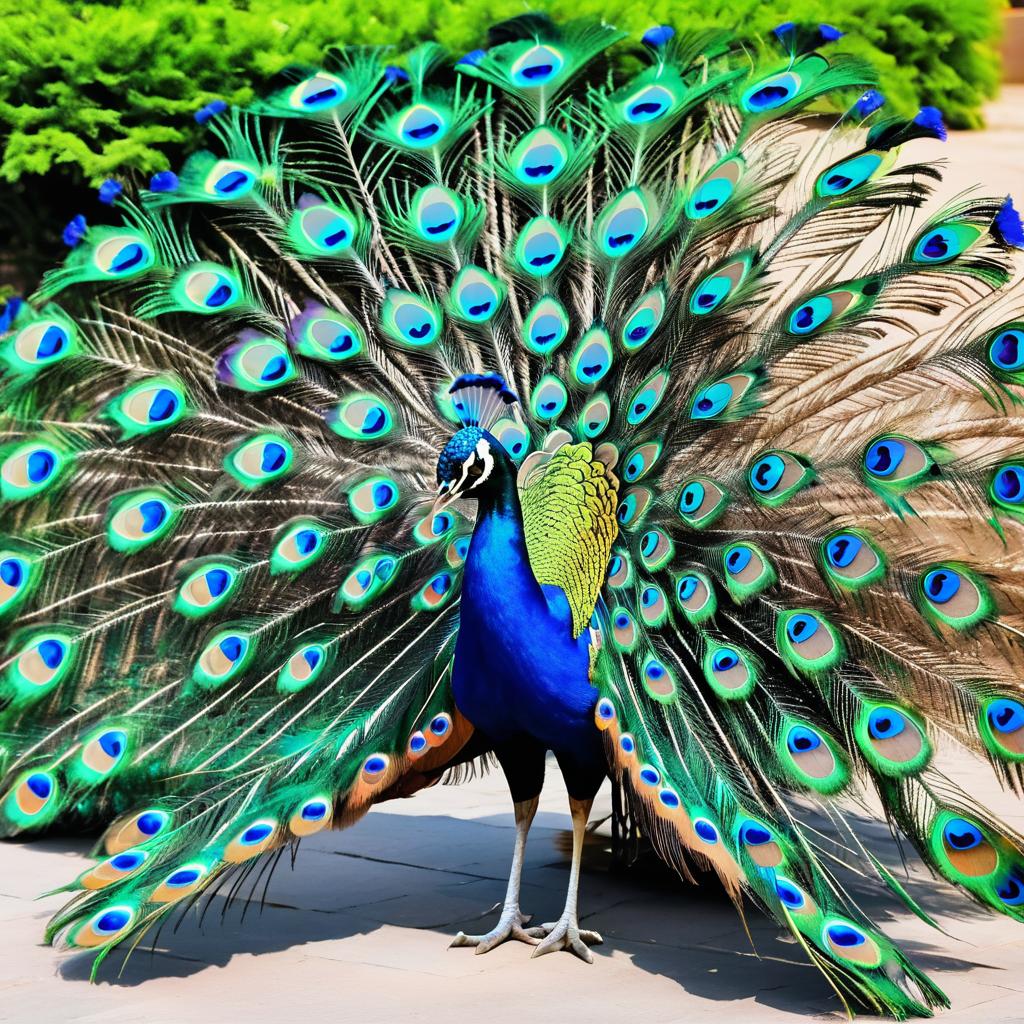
[450,795,541,953]
[527,795,603,963]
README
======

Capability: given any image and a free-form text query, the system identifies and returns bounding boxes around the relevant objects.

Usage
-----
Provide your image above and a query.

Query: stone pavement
[2,89,1024,1024]
[4,746,1024,1024]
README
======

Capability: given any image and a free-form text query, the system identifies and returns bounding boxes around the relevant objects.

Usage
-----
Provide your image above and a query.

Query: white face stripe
[473,438,495,487]
[444,438,495,498]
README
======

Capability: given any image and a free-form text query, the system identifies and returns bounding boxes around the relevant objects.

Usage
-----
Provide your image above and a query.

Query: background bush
[0,0,1006,286]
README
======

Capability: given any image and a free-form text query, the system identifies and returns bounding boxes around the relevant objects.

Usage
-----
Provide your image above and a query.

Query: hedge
[0,0,1006,283]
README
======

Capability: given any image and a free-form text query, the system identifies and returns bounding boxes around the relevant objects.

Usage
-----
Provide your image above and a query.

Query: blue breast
[452,504,598,758]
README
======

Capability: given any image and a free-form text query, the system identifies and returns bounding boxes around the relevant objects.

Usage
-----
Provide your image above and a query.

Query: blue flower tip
[855,89,886,117]
[457,48,486,66]
[97,179,123,205]
[194,99,228,125]
[772,21,795,38]
[62,214,87,248]
[383,65,409,83]
[642,25,675,47]
[996,197,1024,249]
[149,170,180,193]
[0,295,23,332]
[915,105,947,141]
[819,24,844,41]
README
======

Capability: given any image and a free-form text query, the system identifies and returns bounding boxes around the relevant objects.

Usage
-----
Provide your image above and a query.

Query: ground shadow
[34,800,1003,1017]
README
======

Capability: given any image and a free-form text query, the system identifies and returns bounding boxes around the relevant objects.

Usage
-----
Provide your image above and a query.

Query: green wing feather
[521,440,619,637]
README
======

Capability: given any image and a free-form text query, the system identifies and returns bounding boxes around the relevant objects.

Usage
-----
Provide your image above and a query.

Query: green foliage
[0,0,1005,281]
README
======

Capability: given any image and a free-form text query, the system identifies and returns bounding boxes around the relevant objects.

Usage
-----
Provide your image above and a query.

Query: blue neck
[464,461,543,609]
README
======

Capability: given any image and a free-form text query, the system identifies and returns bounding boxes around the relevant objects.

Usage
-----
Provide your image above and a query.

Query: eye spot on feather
[151,862,209,903]
[412,185,464,243]
[988,328,1024,373]
[815,152,883,198]
[781,722,847,793]
[509,44,565,87]
[742,71,801,112]
[642,656,675,700]
[103,808,170,854]
[397,103,447,147]
[515,217,568,276]
[677,478,727,528]
[822,920,882,968]
[78,727,130,781]
[510,126,570,186]
[690,380,733,419]
[911,223,983,265]
[675,572,716,623]
[289,71,347,111]
[688,257,750,316]
[777,610,842,675]
[624,84,675,123]
[1,440,69,501]
[71,905,137,948]
[328,394,394,441]
[179,265,242,312]
[981,697,1024,759]
[738,819,783,869]
[93,233,155,278]
[991,464,1024,514]
[0,551,33,615]
[933,813,999,881]
[5,631,75,702]
[224,819,279,863]
[748,451,813,505]
[8,317,76,373]
[620,286,666,350]
[704,643,754,700]
[290,796,333,836]
[996,869,1024,907]
[821,529,884,589]
[522,296,569,356]
[774,876,807,911]
[597,188,650,257]
[79,848,149,890]
[651,788,678,812]
[856,703,930,776]
[295,201,355,254]
[529,374,568,421]
[3,769,59,827]
[193,629,252,688]
[627,368,669,425]
[917,564,989,629]
[693,818,719,844]
[595,698,616,728]
[686,158,743,219]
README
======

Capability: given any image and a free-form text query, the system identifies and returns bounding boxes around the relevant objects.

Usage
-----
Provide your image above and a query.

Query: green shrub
[0,0,1005,282]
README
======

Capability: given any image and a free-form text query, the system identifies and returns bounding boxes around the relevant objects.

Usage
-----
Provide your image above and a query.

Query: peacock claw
[527,917,603,963]
[450,909,539,954]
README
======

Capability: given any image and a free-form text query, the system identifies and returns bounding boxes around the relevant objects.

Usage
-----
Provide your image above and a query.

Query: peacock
[4,12,1024,1016]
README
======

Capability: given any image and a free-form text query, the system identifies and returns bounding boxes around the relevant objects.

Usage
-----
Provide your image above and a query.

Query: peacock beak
[431,484,456,517]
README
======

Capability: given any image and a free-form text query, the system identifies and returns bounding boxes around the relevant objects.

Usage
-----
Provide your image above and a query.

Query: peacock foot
[527,915,603,963]
[450,907,539,954]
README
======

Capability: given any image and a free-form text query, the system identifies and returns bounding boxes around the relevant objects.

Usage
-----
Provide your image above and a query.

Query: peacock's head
[433,373,519,513]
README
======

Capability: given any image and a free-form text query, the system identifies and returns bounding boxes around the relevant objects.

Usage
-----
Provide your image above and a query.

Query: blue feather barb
[995,197,1024,249]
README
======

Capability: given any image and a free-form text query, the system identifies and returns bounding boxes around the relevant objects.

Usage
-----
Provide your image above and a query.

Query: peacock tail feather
[2,14,1024,1013]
